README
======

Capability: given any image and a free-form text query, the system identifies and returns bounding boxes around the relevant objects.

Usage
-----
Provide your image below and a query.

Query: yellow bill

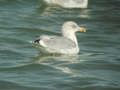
[79,27,86,32]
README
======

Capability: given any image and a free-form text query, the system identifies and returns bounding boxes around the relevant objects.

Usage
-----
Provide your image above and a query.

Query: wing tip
[29,39,40,44]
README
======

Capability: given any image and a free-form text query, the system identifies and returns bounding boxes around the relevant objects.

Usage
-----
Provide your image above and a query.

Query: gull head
[62,21,86,33]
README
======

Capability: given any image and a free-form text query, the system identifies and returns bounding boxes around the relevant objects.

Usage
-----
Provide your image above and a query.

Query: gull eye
[71,24,77,28]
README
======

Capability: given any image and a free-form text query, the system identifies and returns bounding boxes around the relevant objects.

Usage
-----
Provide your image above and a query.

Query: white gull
[32,21,86,54]
[44,0,88,8]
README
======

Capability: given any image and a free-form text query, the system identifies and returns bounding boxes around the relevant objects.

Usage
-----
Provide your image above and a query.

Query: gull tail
[34,39,40,44]
[29,39,40,44]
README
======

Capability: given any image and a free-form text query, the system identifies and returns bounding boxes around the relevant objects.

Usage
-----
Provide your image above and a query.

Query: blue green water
[0,0,120,90]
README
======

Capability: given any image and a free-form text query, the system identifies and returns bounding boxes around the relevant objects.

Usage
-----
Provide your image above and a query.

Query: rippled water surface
[0,0,120,90]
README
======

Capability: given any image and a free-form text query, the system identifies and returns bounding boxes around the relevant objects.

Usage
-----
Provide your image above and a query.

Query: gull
[32,21,86,54]
[44,0,88,8]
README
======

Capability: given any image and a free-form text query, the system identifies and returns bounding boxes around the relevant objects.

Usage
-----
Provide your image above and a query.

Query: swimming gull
[32,21,86,54]
[44,0,88,8]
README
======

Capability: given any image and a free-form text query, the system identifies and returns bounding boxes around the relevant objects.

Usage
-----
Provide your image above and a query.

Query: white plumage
[32,21,86,54]
[44,0,88,8]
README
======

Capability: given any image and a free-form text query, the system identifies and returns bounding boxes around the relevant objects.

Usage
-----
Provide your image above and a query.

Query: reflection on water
[30,53,83,74]
[30,52,104,76]
[36,5,91,19]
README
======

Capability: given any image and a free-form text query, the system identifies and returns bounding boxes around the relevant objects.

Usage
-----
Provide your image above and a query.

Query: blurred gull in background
[44,0,88,8]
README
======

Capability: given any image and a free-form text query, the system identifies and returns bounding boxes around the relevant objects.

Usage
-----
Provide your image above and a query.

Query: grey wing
[40,35,76,50]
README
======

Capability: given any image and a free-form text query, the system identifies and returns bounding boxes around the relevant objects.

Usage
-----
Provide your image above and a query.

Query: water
[0,0,120,90]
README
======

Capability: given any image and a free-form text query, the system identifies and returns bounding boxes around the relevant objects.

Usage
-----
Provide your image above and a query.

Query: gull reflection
[30,53,86,76]
[35,4,91,19]
[77,9,91,19]
[56,67,72,74]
